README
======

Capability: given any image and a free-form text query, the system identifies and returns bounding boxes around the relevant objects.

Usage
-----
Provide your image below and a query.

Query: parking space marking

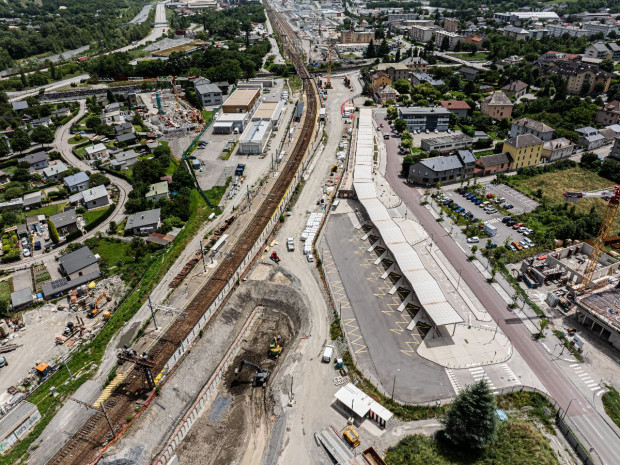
[342,318,367,354]
[486,218,501,224]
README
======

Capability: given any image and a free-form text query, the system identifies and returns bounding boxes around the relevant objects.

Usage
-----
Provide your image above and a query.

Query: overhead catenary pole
[148,295,159,331]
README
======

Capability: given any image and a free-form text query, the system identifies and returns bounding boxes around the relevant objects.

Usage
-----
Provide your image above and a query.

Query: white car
[23,248,31,257]
[467,236,479,243]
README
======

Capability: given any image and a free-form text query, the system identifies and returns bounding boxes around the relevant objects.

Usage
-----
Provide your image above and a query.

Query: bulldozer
[268,332,282,358]
[235,360,270,387]
[343,425,361,448]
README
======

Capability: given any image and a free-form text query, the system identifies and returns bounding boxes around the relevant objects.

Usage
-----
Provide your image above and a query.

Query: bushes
[514,159,576,179]
[84,204,116,232]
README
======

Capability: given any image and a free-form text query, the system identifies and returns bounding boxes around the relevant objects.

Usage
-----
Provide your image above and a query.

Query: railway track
[46,6,317,465]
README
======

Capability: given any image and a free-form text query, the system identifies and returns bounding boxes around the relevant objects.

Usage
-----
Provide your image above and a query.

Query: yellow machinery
[87,293,111,318]
[563,186,620,290]
[343,426,360,447]
[269,331,282,358]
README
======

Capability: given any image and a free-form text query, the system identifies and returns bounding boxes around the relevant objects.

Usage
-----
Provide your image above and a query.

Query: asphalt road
[379,111,620,464]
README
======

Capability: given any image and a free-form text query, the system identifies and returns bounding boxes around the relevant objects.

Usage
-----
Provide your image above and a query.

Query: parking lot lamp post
[391,369,400,401]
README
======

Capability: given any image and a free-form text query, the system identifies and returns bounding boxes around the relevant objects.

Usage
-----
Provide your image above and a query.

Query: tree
[393,79,412,95]
[395,48,401,62]
[580,152,600,171]
[401,155,416,177]
[378,39,390,57]
[600,59,614,73]
[366,40,375,58]
[0,137,10,157]
[10,129,30,153]
[440,36,450,52]
[393,118,407,133]
[441,380,497,452]
[48,218,60,244]
[89,173,111,187]
[86,116,102,132]
[31,126,54,147]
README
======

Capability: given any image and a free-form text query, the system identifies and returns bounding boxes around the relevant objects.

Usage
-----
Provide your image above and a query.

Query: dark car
[502,216,511,223]
[504,204,514,209]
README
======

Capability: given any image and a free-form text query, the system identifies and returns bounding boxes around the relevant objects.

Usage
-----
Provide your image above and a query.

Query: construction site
[0,275,127,410]
[139,82,204,136]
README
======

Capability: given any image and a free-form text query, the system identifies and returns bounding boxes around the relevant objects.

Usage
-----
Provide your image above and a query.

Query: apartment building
[502,134,543,169]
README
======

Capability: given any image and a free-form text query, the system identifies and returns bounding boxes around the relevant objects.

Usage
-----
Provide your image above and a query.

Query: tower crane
[325,43,333,89]
[563,186,620,290]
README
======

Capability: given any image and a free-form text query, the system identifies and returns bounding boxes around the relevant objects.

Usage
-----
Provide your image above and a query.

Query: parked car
[486,242,498,249]
[467,236,480,243]
[0,357,7,368]
[504,204,514,209]
[23,248,31,257]
[502,216,511,223]
[512,222,524,230]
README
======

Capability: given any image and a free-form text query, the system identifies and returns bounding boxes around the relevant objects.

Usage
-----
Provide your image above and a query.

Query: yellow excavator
[87,293,112,318]
[269,331,282,358]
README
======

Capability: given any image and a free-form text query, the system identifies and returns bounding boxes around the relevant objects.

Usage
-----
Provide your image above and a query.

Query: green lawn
[68,136,86,145]
[512,167,620,233]
[82,207,110,226]
[88,238,134,266]
[202,110,214,124]
[74,146,87,159]
[165,158,177,175]
[385,420,559,465]
[450,52,489,62]
[0,279,12,302]
[29,202,67,217]
[602,386,620,429]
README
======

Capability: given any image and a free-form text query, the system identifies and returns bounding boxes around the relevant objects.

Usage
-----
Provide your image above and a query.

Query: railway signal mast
[563,185,620,290]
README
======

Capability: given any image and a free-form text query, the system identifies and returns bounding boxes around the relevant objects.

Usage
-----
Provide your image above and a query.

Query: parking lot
[483,182,539,215]
[439,185,539,251]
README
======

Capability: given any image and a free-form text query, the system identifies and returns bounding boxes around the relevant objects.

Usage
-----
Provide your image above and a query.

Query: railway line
[45,6,318,465]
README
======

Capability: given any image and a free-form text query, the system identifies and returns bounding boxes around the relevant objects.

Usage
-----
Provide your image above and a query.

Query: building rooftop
[476,152,513,167]
[223,88,260,107]
[50,208,77,229]
[146,181,169,198]
[241,120,271,144]
[398,106,451,116]
[375,62,409,71]
[64,171,89,187]
[18,151,47,166]
[484,91,512,106]
[0,402,37,442]
[502,80,528,93]
[543,137,573,150]
[42,162,68,178]
[82,185,109,203]
[423,133,474,145]
[59,246,97,275]
[86,144,107,156]
[440,100,471,110]
[505,133,543,148]
[419,154,464,172]
[126,208,161,230]
[512,117,554,133]
[10,287,33,308]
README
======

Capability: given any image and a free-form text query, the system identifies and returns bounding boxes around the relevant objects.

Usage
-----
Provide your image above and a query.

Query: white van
[322,345,334,363]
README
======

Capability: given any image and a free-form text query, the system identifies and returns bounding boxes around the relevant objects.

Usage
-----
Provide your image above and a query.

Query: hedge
[84,203,116,232]
[65,229,83,242]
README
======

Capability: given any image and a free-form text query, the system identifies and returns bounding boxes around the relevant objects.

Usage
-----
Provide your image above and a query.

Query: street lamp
[391,369,400,401]
[563,398,578,420]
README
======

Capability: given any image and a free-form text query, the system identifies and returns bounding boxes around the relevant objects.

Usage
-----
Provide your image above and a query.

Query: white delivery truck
[322,345,334,363]
[483,223,497,237]
[287,237,295,252]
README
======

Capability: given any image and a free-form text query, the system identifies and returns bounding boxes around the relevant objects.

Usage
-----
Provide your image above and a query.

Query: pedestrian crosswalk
[486,217,502,225]
[446,368,464,394]
[499,363,521,385]
[571,363,607,396]
[469,367,498,393]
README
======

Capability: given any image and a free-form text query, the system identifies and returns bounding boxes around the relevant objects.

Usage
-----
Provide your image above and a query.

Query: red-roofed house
[440,100,471,119]
[461,36,485,50]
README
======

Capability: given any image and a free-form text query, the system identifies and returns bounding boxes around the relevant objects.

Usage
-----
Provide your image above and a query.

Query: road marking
[570,363,580,368]
[446,368,463,394]
[499,363,521,384]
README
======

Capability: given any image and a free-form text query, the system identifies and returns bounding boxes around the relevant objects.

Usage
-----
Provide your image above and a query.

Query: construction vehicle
[270,251,281,263]
[269,332,282,358]
[87,293,111,318]
[343,425,360,447]
[563,186,620,290]
[235,359,270,387]
[55,316,85,345]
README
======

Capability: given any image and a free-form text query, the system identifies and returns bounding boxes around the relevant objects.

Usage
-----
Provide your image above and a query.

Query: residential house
[481,91,513,121]
[407,150,475,185]
[377,85,399,104]
[543,61,612,94]
[375,63,410,81]
[114,122,133,135]
[461,35,484,50]
[401,56,428,73]
[22,192,43,210]
[85,143,108,160]
[509,118,554,142]
[145,181,169,203]
[109,149,139,171]
[81,185,110,210]
[409,25,433,43]
[10,288,33,311]
[474,153,513,176]
[541,138,575,162]
[576,127,606,150]
[104,102,122,112]
[195,82,223,106]
[370,71,391,92]
[18,151,48,169]
[52,107,71,118]
[50,208,79,236]
[31,117,52,128]
[458,67,479,81]
[609,136,620,162]
[410,73,444,87]
[11,101,28,112]
[59,246,100,280]
[584,42,613,60]
[596,100,620,125]
[502,134,544,169]
[125,208,161,235]
[64,172,90,193]
[116,132,137,146]
[42,162,69,182]
[501,80,528,99]
[439,100,470,119]
[398,107,451,132]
